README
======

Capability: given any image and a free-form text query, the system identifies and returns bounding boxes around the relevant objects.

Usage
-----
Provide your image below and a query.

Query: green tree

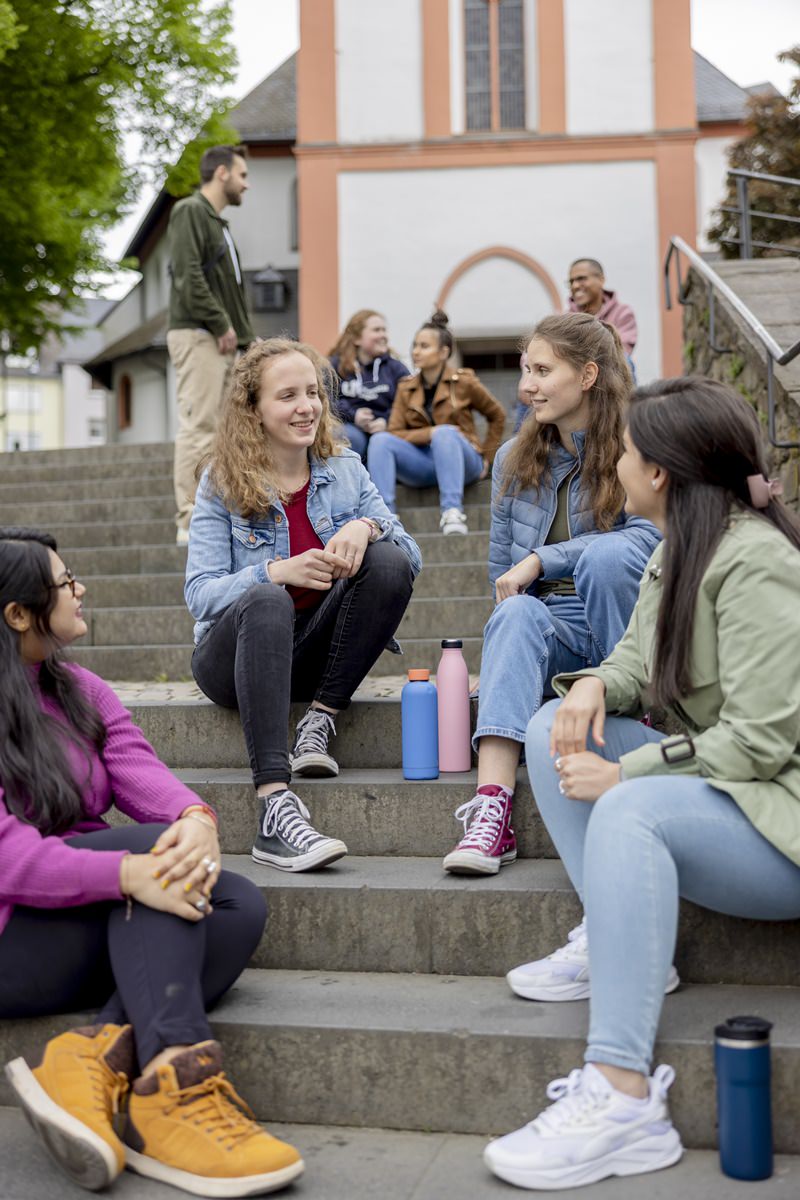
[0,0,237,351]
[707,46,800,258]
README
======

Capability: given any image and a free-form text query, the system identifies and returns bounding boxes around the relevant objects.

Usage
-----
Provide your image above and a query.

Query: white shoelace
[293,709,336,756]
[533,1063,675,1134]
[262,791,322,850]
[453,794,505,851]
[548,919,588,962]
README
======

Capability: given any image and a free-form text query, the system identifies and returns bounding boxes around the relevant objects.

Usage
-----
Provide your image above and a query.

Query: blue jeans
[367,425,484,512]
[342,422,368,461]
[526,701,800,1075]
[474,532,649,747]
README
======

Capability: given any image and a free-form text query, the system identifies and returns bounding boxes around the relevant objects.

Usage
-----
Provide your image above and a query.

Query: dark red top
[283,480,325,611]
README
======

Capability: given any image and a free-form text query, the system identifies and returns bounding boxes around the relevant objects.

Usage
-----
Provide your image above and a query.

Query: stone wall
[682,265,800,511]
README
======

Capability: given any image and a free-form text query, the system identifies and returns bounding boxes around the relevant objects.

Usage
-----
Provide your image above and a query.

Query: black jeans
[0,824,267,1070]
[191,540,415,786]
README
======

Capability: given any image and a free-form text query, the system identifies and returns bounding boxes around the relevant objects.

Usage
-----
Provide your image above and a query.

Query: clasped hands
[120,813,221,923]
[354,407,387,435]
[268,520,372,589]
[550,675,622,803]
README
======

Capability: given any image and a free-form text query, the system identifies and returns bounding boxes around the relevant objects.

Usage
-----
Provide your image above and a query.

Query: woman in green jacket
[484,377,800,1192]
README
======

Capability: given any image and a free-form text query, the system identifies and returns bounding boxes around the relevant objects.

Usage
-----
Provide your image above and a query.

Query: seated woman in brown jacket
[367,310,506,535]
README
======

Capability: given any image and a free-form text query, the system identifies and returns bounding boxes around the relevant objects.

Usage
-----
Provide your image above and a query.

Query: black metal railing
[664,236,800,449]
[717,169,800,259]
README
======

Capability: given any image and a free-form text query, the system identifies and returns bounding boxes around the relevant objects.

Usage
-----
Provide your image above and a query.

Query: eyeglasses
[49,569,79,599]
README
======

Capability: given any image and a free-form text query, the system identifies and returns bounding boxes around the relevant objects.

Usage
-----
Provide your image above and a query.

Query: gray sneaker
[290,708,339,777]
[251,789,347,872]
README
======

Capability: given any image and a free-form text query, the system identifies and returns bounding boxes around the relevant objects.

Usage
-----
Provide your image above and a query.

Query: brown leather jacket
[387,367,506,463]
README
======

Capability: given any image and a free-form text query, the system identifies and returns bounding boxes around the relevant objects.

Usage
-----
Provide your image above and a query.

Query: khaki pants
[167,329,235,530]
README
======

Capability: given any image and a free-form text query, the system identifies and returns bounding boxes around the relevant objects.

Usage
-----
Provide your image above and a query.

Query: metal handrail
[721,168,800,260]
[664,236,800,449]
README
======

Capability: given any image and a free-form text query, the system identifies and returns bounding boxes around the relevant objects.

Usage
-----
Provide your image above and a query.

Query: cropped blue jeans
[367,425,484,513]
[526,701,800,1075]
[474,531,648,748]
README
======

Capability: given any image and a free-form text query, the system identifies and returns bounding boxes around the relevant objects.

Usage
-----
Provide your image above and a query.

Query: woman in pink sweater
[0,529,304,1196]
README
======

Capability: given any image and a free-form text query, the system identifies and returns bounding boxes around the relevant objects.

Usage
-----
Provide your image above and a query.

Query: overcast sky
[103,0,797,264]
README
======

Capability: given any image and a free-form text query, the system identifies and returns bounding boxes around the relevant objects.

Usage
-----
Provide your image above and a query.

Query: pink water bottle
[437,639,471,771]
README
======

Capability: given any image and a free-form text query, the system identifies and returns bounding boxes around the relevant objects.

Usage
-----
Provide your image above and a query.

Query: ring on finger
[558,780,566,795]
[555,757,563,771]
[195,897,208,912]
[205,859,218,876]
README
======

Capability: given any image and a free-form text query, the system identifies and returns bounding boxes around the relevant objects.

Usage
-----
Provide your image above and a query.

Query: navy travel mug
[714,1015,773,1180]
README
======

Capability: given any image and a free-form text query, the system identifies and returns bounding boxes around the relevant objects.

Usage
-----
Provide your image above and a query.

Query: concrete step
[68,634,484,680]
[0,441,173,469]
[4,496,492,532]
[0,458,175,487]
[393,504,490,535]
[62,531,489,574]
[0,495,174,525]
[178,767,552,860]
[82,595,492,647]
[5,1108,793,1200]
[80,560,492,608]
[2,971,797,1148]
[47,519,176,548]
[0,474,174,506]
[119,694,405,769]
[218,853,800,987]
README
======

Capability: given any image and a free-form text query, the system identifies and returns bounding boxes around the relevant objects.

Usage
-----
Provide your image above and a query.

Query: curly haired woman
[186,338,421,872]
[329,309,410,459]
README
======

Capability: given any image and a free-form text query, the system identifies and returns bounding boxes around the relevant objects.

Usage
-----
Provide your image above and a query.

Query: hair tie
[746,474,783,508]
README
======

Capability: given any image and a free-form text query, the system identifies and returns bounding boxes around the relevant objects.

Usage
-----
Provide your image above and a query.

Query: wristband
[181,802,218,827]
[358,517,380,543]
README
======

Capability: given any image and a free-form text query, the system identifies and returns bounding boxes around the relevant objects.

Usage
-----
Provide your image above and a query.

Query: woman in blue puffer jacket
[442,313,660,877]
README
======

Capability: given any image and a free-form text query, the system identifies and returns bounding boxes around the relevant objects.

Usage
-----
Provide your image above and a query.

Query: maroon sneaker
[443,785,517,875]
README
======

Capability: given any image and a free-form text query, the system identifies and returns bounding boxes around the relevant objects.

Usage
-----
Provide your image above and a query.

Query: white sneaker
[507,918,680,1001]
[484,1063,683,1190]
[440,508,469,535]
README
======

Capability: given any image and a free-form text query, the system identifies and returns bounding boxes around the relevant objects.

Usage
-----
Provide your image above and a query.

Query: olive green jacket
[167,192,254,345]
[554,510,800,866]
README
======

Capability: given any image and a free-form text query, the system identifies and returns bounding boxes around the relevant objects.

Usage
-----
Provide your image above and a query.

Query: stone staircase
[1,441,799,1199]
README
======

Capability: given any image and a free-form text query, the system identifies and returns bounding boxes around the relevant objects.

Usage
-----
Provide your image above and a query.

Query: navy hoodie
[330,354,411,423]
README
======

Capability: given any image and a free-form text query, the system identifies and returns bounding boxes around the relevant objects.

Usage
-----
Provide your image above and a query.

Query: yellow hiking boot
[124,1040,304,1196]
[5,1023,135,1191]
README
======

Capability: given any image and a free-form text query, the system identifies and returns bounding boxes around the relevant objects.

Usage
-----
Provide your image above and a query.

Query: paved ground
[1,1109,797,1199]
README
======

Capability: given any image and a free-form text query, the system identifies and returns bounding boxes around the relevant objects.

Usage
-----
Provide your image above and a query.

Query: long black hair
[627,378,800,705]
[0,528,106,835]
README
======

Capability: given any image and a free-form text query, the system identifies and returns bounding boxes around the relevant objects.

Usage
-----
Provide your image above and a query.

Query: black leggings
[0,824,266,1069]
[192,539,415,786]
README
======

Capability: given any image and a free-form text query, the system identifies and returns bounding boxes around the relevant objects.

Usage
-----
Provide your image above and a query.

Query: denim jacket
[185,449,422,644]
[488,432,660,590]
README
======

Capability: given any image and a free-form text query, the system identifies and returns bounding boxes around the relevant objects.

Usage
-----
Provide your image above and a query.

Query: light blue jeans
[342,421,368,461]
[526,701,800,1075]
[475,532,649,748]
[367,425,484,512]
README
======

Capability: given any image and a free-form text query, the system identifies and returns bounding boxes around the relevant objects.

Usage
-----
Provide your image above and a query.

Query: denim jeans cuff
[472,725,526,752]
[584,1047,651,1077]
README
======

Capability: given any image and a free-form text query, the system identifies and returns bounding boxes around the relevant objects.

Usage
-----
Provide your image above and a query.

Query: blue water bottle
[401,669,439,780]
[714,1015,773,1180]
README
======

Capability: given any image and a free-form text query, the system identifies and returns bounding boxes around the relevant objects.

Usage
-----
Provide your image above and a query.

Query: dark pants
[0,824,267,1070]
[192,540,415,786]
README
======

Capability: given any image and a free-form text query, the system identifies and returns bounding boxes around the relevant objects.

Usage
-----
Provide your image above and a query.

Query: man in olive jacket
[167,144,254,543]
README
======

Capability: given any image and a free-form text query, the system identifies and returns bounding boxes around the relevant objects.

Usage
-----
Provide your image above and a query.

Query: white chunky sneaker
[484,1062,683,1190]
[507,918,680,1001]
[290,708,339,777]
[439,507,469,535]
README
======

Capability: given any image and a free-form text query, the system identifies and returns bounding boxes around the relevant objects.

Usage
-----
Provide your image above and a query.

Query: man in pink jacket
[567,258,638,361]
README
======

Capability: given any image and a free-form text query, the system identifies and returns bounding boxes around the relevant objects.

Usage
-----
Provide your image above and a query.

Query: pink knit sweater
[0,664,209,936]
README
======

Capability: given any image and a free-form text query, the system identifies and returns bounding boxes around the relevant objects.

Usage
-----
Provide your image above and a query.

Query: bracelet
[358,517,380,542]
[184,812,217,832]
[181,802,218,827]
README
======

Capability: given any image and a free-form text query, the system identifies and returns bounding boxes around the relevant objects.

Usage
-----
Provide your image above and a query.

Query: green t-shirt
[538,469,578,599]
